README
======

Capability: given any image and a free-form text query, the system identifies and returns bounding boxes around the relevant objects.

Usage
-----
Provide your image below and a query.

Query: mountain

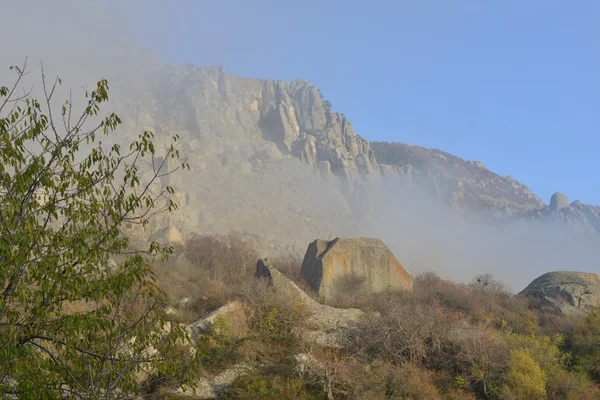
[95,63,600,261]
[521,192,600,238]
[371,141,544,217]
[113,64,378,254]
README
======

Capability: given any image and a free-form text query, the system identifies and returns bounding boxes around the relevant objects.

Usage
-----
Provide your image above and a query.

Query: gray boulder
[549,192,570,211]
[520,271,600,315]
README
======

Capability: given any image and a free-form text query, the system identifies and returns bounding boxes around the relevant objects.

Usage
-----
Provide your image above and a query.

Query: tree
[453,324,508,399]
[0,61,196,398]
[505,350,547,400]
[568,309,600,383]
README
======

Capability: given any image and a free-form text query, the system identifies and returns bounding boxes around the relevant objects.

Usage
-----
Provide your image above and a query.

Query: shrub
[451,323,509,399]
[329,272,372,309]
[385,363,442,400]
[184,231,259,285]
[505,349,547,400]
[567,309,600,383]
[352,295,456,368]
[239,279,305,342]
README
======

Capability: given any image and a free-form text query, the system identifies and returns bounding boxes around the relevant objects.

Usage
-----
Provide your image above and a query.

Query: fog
[356,177,600,292]
[2,0,599,294]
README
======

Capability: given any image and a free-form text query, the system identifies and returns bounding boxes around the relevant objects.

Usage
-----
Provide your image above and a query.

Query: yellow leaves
[506,349,547,400]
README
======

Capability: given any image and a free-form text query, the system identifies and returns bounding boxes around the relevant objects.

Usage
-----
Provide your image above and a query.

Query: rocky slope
[104,62,600,257]
[371,141,544,217]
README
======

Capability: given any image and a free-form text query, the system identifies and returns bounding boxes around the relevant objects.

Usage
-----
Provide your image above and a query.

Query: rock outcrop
[103,61,599,253]
[521,193,600,238]
[189,301,248,340]
[300,238,413,299]
[520,271,600,315]
[255,259,364,348]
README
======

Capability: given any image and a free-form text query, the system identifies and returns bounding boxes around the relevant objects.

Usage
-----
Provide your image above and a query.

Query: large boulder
[300,237,413,299]
[520,271,600,315]
[255,259,364,348]
[549,192,570,211]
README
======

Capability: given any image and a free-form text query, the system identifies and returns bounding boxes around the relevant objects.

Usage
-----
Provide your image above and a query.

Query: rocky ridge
[371,141,545,217]
[521,192,600,238]
[104,62,600,253]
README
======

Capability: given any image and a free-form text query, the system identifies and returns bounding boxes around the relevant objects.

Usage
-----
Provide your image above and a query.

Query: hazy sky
[3,0,600,205]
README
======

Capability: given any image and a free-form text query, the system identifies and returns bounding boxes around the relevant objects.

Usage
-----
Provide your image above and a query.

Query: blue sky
[128,0,600,205]
[6,0,600,205]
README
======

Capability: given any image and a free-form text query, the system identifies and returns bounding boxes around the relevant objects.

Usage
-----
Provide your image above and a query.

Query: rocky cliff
[520,192,600,238]
[105,63,600,257]
[113,64,380,254]
[371,141,544,217]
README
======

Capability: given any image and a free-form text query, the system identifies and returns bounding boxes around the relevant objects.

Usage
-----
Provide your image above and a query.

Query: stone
[176,362,255,399]
[256,259,365,348]
[549,192,570,211]
[300,237,414,299]
[189,301,248,340]
[467,160,487,169]
[150,225,184,246]
[520,271,600,315]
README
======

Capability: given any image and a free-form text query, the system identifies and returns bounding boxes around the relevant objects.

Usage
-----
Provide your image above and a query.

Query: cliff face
[108,63,599,255]
[114,65,380,254]
[371,141,544,216]
[130,65,378,183]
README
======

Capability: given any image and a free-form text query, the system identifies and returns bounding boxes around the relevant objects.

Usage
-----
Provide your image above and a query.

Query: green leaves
[0,63,195,398]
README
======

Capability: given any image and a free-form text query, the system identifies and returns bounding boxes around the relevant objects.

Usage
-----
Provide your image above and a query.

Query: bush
[184,231,259,285]
[505,350,547,400]
[223,374,310,400]
[239,279,305,343]
[329,272,373,309]
[352,295,456,368]
[567,309,600,383]
[451,324,509,399]
[385,363,442,400]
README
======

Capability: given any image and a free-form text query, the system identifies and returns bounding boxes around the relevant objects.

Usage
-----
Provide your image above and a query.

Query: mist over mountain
[81,60,596,291]
[1,20,598,291]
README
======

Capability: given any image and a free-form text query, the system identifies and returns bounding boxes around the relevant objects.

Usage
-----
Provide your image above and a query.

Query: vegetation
[156,234,600,399]
[0,62,196,398]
